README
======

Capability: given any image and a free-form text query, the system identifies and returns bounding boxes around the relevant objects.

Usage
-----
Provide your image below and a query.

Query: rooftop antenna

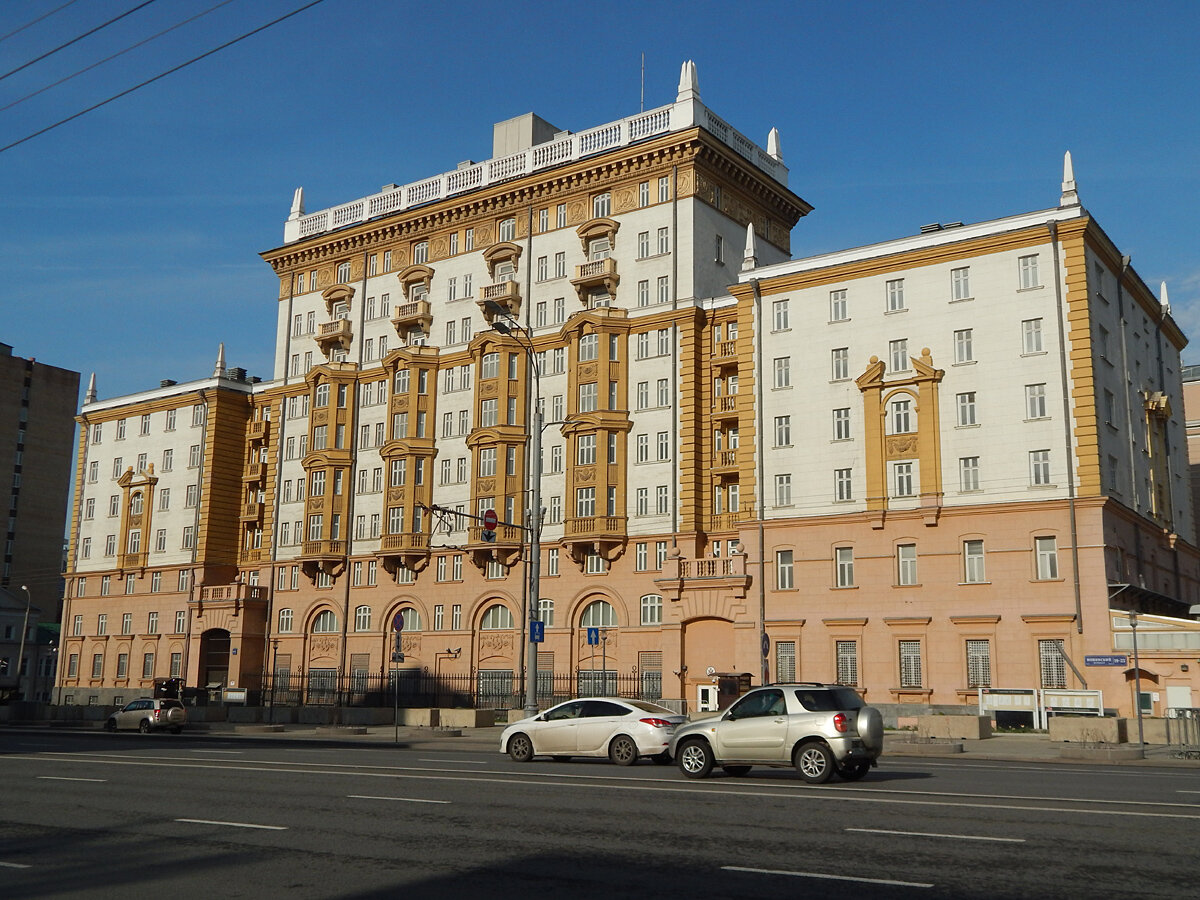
[640,52,644,112]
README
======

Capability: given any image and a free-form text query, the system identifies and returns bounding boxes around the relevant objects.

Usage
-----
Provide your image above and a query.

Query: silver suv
[104,698,187,734]
[670,683,883,783]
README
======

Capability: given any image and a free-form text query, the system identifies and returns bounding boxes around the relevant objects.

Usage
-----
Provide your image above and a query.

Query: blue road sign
[530,621,545,643]
[587,627,600,646]
[1084,655,1128,667]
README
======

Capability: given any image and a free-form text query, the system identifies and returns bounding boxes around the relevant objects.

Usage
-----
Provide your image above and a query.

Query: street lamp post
[486,302,543,720]
[1129,611,1145,748]
[17,585,33,702]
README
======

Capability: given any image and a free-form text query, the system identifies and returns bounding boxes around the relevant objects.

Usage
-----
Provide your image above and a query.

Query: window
[579,600,616,628]
[277,608,293,633]
[772,299,789,331]
[830,289,848,322]
[1039,639,1066,688]
[175,609,186,632]
[637,279,649,307]
[1029,450,1051,486]
[1026,383,1047,419]
[966,640,992,689]
[896,544,917,586]
[655,485,669,515]
[1035,536,1059,580]
[638,181,649,207]
[592,192,611,218]
[657,379,670,407]
[337,261,351,282]
[774,474,792,507]
[776,550,794,589]
[498,218,516,241]
[959,457,980,492]
[354,605,372,631]
[774,416,791,447]
[141,652,154,678]
[1022,318,1044,353]
[951,266,970,301]
[899,641,923,688]
[657,227,670,254]
[955,542,984,585]
[656,432,670,461]
[636,487,648,515]
[98,613,108,635]
[956,392,976,426]
[1019,254,1040,289]
[954,329,973,363]
[312,610,338,633]
[640,594,663,626]
[831,348,849,381]
[893,462,914,497]
[579,382,597,412]
[890,398,913,434]
[832,407,851,440]
[886,278,905,312]
[835,641,858,686]
[889,339,908,373]
[576,487,596,518]
[835,547,854,587]
[772,641,796,682]
[92,654,104,678]
[835,468,852,502]
[579,333,598,362]
[773,357,791,389]
[481,604,514,630]
[635,543,648,570]
[576,435,596,466]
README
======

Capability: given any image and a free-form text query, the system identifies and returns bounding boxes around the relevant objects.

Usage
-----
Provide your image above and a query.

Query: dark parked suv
[105,698,187,734]
[670,683,883,783]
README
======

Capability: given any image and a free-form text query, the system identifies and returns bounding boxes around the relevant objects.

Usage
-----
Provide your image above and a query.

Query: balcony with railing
[562,515,627,567]
[466,523,524,572]
[314,318,352,354]
[243,461,265,483]
[477,280,521,320]
[570,257,619,303]
[712,449,740,472]
[376,531,432,574]
[713,395,739,419]
[240,501,263,521]
[391,299,432,335]
[713,340,738,361]
[655,552,750,602]
[248,420,269,440]
[707,506,753,532]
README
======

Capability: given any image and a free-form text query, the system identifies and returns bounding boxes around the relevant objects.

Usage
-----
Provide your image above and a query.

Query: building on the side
[0,342,78,700]
[56,64,1200,719]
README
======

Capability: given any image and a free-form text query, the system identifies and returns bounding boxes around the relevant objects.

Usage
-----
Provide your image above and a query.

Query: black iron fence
[262,669,664,710]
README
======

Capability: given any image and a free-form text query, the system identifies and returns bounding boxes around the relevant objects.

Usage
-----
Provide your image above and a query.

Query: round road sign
[393,611,405,632]
[483,508,498,530]
[761,632,770,658]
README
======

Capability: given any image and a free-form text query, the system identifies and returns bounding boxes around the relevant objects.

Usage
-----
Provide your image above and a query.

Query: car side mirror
[723,711,736,721]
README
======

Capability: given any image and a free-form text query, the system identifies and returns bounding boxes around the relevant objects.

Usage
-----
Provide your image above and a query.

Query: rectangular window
[637,230,649,258]
[830,289,848,321]
[772,299,790,331]
[835,468,852,501]
[142,652,154,678]
[655,485,668,515]
[774,474,792,507]
[773,357,791,389]
[886,278,905,312]
[1039,639,1066,688]
[836,641,858,687]
[1026,383,1047,419]
[966,640,992,689]
[896,544,918,586]
[832,348,849,380]
[899,641,923,688]
[835,547,855,587]
[1019,254,1040,289]
[575,487,596,518]
[776,550,794,590]
[774,416,791,447]
[889,339,908,373]
[959,457,980,492]
[1035,536,1059,580]
[578,383,597,413]
[775,641,796,682]
[954,328,973,363]
[893,462,914,497]
[92,654,104,678]
[832,407,850,440]
[1022,318,1044,353]
[635,542,648,571]
[637,280,649,307]
[956,392,977,426]
[658,175,670,202]
[1030,450,1051,486]
[951,266,970,301]
[657,227,669,254]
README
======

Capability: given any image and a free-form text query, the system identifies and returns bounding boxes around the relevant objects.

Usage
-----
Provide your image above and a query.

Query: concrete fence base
[1049,716,1128,744]
[916,715,992,740]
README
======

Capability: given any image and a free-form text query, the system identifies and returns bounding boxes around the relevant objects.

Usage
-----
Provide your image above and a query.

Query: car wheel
[651,751,672,766]
[676,739,714,779]
[722,765,752,777]
[104,718,117,732]
[138,720,152,734]
[507,732,534,763]
[837,760,870,781]
[608,734,638,767]
[794,742,834,784]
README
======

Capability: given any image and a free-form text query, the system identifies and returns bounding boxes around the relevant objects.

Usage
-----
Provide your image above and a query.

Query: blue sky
[3,0,1198,402]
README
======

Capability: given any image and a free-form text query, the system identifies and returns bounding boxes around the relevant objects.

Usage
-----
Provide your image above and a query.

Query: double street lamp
[485,301,543,720]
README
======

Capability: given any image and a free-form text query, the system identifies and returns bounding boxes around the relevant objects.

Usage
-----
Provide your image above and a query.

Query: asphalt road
[2,730,1198,899]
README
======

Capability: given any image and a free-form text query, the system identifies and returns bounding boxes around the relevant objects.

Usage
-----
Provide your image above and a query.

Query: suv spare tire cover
[857,706,884,753]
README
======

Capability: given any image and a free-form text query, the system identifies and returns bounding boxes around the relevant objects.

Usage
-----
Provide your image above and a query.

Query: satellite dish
[706,666,716,676]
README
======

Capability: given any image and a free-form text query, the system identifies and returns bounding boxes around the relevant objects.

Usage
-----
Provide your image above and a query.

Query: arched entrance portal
[199,628,231,689]
[681,617,736,711]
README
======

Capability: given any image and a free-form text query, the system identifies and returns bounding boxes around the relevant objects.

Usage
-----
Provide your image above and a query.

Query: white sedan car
[501,698,687,765]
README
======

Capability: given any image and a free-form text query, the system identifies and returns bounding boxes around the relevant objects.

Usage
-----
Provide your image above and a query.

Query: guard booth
[716,673,754,710]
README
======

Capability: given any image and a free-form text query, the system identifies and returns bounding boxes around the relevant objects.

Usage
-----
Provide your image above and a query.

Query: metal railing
[1166,708,1200,759]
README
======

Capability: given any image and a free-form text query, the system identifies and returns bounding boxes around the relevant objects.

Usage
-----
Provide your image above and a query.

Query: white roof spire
[676,60,700,102]
[742,222,759,272]
[1161,281,1171,314]
[84,372,96,404]
[288,187,305,220]
[767,127,782,161]
[1059,150,1079,207]
[213,342,226,378]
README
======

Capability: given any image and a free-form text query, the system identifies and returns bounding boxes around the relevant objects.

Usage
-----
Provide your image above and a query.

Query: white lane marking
[723,866,933,888]
[348,795,450,804]
[418,758,488,765]
[0,862,32,869]
[37,776,107,783]
[191,750,242,754]
[1178,790,1200,794]
[11,754,1200,820]
[176,818,286,831]
[847,827,1025,843]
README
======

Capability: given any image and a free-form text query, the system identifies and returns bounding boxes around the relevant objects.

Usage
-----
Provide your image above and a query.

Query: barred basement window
[775,641,796,682]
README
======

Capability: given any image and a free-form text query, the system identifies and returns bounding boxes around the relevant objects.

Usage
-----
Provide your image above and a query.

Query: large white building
[57,64,1200,720]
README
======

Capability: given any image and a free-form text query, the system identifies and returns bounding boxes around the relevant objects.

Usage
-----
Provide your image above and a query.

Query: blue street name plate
[1084,655,1128,667]
[530,621,545,643]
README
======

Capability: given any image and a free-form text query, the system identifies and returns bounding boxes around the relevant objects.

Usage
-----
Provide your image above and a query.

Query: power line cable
[0,0,82,45]
[1,0,237,113]
[0,0,328,155]
[0,0,160,83]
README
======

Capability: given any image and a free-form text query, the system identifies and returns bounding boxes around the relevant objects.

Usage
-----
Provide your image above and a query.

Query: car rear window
[625,700,678,715]
[792,688,864,711]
